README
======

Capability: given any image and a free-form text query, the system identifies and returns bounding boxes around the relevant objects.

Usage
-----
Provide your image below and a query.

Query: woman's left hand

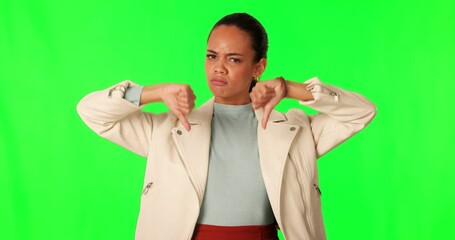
[250,77,287,129]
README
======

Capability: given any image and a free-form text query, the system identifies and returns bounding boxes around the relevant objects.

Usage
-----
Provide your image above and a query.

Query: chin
[208,86,227,97]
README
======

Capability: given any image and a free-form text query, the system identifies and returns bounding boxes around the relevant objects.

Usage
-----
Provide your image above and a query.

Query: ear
[254,58,267,78]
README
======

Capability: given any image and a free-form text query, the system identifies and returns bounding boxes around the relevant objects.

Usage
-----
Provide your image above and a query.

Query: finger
[188,101,195,110]
[260,92,276,100]
[250,93,261,109]
[179,96,195,113]
[254,98,270,108]
[252,102,263,110]
[252,97,267,110]
[261,88,275,100]
[177,93,189,101]
[178,95,196,107]
[176,111,191,131]
[251,99,260,110]
[178,105,191,115]
[177,89,193,101]
[260,85,270,95]
[252,93,274,110]
[257,93,275,104]
[179,84,191,93]
[181,98,195,109]
[177,100,190,109]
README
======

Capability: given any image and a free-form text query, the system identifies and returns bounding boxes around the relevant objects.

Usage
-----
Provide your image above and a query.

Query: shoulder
[146,110,177,131]
[282,107,311,125]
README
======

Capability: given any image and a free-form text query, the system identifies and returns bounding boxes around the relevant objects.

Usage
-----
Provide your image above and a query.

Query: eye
[206,54,216,60]
[230,58,241,63]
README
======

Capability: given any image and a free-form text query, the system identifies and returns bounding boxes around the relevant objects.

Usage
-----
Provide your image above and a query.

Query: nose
[214,60,227,74]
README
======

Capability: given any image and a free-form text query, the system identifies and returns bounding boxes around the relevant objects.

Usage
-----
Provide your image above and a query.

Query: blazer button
[290,127,296,131]
[177,130,183,135]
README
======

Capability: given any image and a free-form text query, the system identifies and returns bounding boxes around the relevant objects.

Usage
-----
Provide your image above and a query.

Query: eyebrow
[207,49,244,56]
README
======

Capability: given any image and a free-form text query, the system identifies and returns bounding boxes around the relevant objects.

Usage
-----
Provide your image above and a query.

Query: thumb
[262,105,273,129]
[176,112,191,131]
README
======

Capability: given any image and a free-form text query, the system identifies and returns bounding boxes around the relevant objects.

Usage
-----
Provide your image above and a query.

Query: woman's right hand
[159,84,196,131]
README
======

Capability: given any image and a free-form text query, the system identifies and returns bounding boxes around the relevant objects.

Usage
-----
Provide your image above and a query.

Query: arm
[124,83,196,131]
[288,76,377,159]
[124,84,168,106]
[76,80,161,158]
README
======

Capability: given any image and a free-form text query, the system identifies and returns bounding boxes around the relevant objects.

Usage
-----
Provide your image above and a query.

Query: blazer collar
[171,96,299,226]
[180,96,288,127]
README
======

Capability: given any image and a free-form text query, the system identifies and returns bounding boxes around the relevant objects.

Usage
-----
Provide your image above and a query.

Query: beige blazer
[76,76,376,240]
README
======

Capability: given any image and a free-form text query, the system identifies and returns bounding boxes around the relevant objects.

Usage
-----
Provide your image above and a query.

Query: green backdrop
[1,0,454,239]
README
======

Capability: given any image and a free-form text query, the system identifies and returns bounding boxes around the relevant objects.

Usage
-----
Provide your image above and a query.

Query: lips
[210,77,227,86]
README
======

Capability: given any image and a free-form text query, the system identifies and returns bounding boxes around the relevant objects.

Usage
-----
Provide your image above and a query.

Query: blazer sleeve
[76,80,152,158]
[297,76,377,159]
[124,85,144,106]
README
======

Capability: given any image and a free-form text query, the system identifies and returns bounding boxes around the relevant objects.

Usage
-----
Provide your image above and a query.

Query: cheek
[232,65,252,80]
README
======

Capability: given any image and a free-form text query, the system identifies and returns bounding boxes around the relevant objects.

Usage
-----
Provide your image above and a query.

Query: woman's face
[205,25,266,105]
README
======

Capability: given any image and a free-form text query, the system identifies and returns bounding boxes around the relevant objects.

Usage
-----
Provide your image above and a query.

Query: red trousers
[192,223,279,240]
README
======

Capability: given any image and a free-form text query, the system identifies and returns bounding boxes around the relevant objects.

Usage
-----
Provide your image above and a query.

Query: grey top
[196,102,275,226]
[124,86,276,226]
[123,85,144,106]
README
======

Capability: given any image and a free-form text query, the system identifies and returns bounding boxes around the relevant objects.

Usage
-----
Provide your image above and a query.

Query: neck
[214,95,251,105]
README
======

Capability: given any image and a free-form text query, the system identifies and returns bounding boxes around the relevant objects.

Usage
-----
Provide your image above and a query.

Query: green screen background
[1,0,454,239]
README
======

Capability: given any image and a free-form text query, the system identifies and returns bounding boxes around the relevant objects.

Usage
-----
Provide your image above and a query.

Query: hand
[160,84,196,131]
[249,77,287,129]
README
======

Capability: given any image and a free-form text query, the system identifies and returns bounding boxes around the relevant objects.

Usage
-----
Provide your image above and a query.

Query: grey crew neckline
[213,102,253,115]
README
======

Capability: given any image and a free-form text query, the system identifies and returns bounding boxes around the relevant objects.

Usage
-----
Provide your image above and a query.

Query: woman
[76,13,376,240]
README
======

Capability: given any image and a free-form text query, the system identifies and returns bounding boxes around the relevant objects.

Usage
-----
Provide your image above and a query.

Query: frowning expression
[205,25,265,105]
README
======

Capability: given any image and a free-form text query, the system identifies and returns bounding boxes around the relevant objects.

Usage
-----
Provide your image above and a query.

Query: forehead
[207,25,253,55]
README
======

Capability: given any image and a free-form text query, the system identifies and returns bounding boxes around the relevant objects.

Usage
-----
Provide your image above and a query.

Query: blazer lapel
[171,97,215,205]
[254,107,300,226]
[172,97,300,216]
